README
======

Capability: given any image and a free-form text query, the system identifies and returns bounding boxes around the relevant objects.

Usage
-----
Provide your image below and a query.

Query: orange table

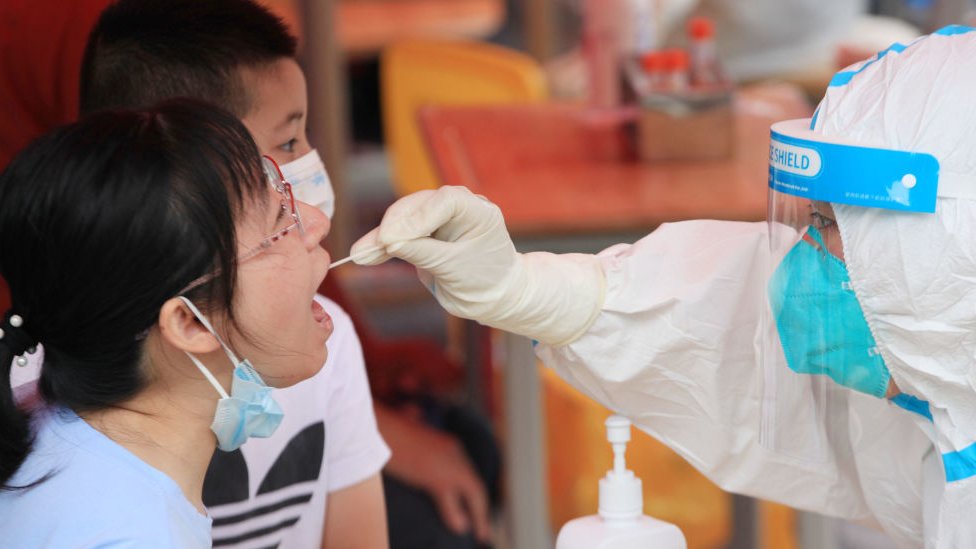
[421,84,812,239]
[418,84,813,548]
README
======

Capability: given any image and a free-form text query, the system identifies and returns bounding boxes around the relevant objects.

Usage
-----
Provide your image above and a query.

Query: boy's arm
[322,474,388,549]
[374,403,492,543]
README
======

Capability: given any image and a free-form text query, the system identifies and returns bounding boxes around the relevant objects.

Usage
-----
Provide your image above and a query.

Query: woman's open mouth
[311,298,331,329]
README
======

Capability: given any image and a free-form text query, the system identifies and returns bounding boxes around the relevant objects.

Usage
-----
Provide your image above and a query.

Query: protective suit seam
[834,211,893,398]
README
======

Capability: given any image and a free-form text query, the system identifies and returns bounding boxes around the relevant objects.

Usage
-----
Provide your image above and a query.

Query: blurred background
[2,0,973,547]
[214,1,976,547]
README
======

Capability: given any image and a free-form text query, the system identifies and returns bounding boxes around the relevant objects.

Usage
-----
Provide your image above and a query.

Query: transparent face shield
[761,119,941,463]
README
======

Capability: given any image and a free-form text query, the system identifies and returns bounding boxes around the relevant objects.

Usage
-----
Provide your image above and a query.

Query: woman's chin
[269,352,328,388]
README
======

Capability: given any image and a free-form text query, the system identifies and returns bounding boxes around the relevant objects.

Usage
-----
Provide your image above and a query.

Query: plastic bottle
[627,0,658,56]
[555,415,687,549]
[686,16,725,88]
[619,0,660,100]
[662,48,689,93]
[582,0,625,108]
[639,51,667,93]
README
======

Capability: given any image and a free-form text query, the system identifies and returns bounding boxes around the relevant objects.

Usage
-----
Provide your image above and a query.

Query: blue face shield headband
[769,118,944,212]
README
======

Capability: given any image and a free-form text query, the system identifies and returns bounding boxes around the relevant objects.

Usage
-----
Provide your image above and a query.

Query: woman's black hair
[0,98,267,488]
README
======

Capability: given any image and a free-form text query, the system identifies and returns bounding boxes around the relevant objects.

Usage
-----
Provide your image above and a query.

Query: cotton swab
[329,244,384,269]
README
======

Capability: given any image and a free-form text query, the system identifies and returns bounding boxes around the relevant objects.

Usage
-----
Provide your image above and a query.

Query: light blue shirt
[0,405,211,548]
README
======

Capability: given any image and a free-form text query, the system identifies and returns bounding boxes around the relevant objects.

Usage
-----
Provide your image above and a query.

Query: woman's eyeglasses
[178,155,305,296]
[237,156,305,262]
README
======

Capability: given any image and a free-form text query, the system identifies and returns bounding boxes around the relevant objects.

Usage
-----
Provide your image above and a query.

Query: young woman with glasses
[0,98,333,547]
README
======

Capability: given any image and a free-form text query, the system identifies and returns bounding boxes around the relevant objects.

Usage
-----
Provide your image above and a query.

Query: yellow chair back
[381,38,546,195]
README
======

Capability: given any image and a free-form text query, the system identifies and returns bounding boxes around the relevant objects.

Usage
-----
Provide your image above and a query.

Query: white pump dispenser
[555,415,687,549]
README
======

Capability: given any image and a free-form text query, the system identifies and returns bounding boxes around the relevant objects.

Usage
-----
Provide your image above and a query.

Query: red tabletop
[419,84,813,237]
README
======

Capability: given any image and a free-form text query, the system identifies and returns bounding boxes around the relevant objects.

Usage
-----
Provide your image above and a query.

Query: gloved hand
[350,186,605,346]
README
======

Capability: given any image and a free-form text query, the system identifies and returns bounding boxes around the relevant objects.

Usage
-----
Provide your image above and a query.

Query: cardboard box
[637,90,734,162]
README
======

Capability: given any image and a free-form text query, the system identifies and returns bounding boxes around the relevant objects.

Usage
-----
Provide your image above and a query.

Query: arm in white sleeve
[354,188,933,543]
[536,220,884,519]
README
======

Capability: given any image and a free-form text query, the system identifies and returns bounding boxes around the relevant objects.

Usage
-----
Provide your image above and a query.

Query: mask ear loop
[178,297,241,364]
[178,296,241,398]
[184,350,231,399]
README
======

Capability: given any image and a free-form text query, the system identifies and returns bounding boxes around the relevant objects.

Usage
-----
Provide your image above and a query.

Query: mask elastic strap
[184,350,230,399]
[178,296,241,364]
[178,296,241,398]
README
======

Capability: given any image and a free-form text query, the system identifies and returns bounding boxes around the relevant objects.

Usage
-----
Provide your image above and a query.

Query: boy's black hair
[79,0,298,116]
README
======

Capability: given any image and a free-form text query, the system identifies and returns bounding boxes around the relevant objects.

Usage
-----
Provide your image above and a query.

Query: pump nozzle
[555,414,687,548]
[606,415,631,475]
[598,415,643,521]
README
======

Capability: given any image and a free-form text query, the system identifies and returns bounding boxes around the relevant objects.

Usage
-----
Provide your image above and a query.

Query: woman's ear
[157,297,222,354]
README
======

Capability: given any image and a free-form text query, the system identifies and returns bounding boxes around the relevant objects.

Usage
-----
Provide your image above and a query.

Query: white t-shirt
[203,296,390,548]
[6,295,390,548]
[0,403,213,548]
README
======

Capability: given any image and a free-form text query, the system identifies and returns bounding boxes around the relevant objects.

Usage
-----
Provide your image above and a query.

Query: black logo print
[203,422,325,547]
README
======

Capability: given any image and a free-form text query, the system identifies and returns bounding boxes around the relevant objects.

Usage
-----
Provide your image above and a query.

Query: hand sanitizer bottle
[555,415,687,549]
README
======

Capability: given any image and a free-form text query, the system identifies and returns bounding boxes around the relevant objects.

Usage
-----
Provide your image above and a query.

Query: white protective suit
[539,220,938,548]
[353,26,976,548]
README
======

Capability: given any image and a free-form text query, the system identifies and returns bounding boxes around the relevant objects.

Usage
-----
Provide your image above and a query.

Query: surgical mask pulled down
[280,149,335,219]
[179,297,284,452]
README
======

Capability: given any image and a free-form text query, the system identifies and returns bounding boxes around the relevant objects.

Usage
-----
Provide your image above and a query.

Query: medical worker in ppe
[352,26,976,548]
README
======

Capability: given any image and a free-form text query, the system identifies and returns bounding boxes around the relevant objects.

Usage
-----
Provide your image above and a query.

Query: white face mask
[178,297,284,452]
[279,149,335,218]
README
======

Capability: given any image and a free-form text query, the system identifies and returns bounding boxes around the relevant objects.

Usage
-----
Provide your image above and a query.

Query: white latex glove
[350,186,605,346]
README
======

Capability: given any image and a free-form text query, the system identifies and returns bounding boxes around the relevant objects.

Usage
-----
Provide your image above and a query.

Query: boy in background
[2,0,495,546]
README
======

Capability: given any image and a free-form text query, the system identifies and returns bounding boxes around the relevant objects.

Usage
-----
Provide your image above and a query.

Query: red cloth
[0,0,109,170]
[0,278,9,313]
[0,0,109,310]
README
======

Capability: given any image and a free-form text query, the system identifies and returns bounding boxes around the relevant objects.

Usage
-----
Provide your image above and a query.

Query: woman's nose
[297,201,330,251]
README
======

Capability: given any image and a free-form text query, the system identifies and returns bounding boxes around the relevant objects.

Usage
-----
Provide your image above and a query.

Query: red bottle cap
[664,49,690,71]
[640,52,666,72]
[688,16,714,40]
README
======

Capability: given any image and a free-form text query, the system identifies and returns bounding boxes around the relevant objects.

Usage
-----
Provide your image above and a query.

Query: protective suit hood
[818,25,976,546]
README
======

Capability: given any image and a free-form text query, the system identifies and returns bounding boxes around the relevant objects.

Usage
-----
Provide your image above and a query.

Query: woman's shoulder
[0,406,211,548]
